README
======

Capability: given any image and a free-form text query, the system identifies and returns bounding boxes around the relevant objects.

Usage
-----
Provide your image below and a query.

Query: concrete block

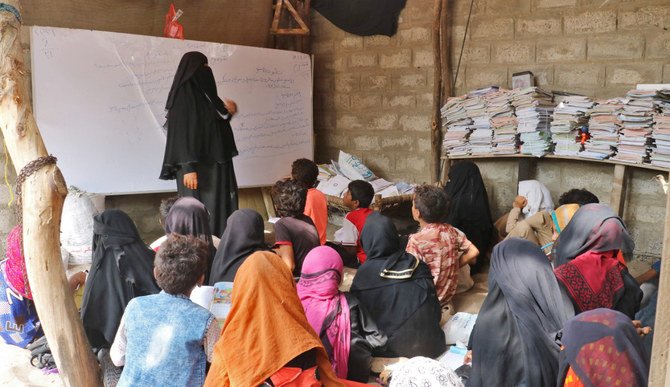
[399,114,431,132]
[351,94,382,110]
[336,114,364,130]
[487,0,531,14]
[339,36,363,50]
[312,40,334,55]
[555,64,604,88]
[363,75,391,91]
[664,64,670,83]
[588,35,644,60]
[380,49,412,69]
[399,27,431,44]
[537,38,586,62]
[606,63,663,86]
[516,17,562,36]
[363,153,393,175]
[317,55,347,72]
[417,93,433,107]
[619,6,670,30]
[471,17,514,39]
[397,72,427,88]
[452,44,490,65]
[381,135,413,149]
[646,32,670,59]
[352,135,380,151]
[536,0,576,8]
[492,41,534,64]
[413,49,434,68]
[349,52,378,68]
[333,94,351,110]
[629,169,665,196]
[364,35,395,48]
[396,155,428,173]
[369,114,399,131]
[417,137,432,152]
[564,11,616,34]
[384,95,416,108]
[453,0,486,17]
[334,74,360,92]
[465,65,508,89]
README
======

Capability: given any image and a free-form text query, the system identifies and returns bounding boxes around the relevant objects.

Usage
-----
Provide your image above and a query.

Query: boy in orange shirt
[292,158,328,245]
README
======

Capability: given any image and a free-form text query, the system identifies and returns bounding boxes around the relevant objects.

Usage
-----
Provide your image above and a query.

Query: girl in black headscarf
[80,209,159,349]
[164,197,217,282]
[552,203,641,319]
[469,238,573,387]
[350,212,445,358]
[160,51,239,237]
[443,161,493,273]
[209,209,273,284]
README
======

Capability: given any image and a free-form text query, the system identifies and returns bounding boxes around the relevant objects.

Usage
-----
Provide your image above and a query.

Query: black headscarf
[350,212,444,358]
[209,209,271,284]
[80,209,159,349]
[164,197,216,280]
[160,51,238,180]
[558,308,649,387]
[443,161,494,260]
[312,0,407,37]
[470,238,573,387]
[552,203,635,267]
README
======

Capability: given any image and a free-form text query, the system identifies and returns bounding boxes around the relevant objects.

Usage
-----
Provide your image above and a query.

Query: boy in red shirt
[333,180,375,265]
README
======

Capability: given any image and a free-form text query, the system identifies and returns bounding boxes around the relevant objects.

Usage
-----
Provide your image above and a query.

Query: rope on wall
[453,0,474,90]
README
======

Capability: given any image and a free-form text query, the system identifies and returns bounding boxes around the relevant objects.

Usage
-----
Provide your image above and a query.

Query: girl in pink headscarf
[297,246,386,382]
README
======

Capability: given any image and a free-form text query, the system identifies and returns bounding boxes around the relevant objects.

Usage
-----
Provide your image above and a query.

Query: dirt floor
[0,343,60,386]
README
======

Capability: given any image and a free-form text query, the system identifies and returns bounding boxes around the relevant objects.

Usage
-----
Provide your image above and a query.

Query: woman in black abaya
[80,209,159,349]
[160,51,239,237]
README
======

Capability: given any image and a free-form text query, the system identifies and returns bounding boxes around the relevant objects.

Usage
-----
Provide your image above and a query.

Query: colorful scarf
[4,225,30,299]
[297,246,351,379]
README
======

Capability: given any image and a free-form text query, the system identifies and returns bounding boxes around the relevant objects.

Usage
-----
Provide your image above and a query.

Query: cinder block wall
[312,0,669,261]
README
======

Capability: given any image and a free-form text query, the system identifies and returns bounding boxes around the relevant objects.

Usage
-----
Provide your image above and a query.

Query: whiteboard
[31,26,313,194]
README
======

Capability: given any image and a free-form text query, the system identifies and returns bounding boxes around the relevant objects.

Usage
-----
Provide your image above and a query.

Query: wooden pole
[0,2,100,386]
[430,0,443,183]
[650,179,670,386]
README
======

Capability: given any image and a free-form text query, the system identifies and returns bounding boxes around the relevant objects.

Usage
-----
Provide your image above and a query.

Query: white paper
[439,345,468,370]
[370,178,393,193]
[333,218,358,245]
[316,174,351,197]
[190,286,215,310]
[378,185,400,198]
[442,312,478,345]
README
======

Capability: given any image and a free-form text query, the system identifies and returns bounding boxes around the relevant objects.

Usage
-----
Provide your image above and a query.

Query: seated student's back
[292,158,328,245]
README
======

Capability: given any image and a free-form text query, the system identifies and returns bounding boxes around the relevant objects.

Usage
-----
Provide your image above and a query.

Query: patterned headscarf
[390,357,464,387]
[4,225,31,299]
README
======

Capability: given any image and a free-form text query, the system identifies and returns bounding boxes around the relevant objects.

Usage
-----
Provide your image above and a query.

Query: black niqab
[444,161,493,259]
[350,212,444,358]
[80,209,159,349]
[209,209,271,284]
[469,238,573,387]
[312,0,407,37]
[160,51,238,180]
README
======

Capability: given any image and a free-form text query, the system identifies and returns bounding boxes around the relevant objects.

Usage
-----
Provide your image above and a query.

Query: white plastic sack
[442,312,477,346]
[338,151,375,182]
[61,188,99,265]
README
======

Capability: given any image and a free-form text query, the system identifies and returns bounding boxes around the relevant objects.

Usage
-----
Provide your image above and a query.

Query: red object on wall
[164,4,184,39]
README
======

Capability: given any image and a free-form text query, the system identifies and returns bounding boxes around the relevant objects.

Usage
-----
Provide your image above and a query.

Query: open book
[190,281,234,330]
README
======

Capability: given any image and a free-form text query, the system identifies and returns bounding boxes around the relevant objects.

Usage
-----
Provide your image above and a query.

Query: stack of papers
[551,96,594,156]
[463,96,492,155]
[487,90,518,154]
[650,88,670,167]
[611,90,656,164]
[441,96,473,157]
[581,99,624,160]
[511,87,555,156]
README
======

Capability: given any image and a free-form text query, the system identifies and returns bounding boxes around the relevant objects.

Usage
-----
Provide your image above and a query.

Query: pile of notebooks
[649,88,670,168]
[487,90,518,155]
[551,95,594,156]
[611,89,656,164]
[582,99,624,160]
[511,87,555,156]
[441,95,472,157]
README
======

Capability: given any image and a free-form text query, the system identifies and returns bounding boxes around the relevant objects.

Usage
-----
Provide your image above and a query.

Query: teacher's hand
[184,172,198,190]
[224,99,237,116]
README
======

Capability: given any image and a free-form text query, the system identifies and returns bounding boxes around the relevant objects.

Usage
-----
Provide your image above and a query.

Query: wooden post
[650,184,670,386]
[0,2,100,386]
[609,164,628,217]
[430,0,443,184]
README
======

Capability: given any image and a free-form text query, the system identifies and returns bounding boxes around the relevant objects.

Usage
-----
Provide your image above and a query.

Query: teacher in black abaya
[160,51,239,237]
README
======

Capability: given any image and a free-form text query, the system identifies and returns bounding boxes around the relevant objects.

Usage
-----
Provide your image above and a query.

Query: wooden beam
[261,187,276,219]
[430,0,443,184]
[650,173,670,386]
[609,164,628,217]
[0,2,100,386]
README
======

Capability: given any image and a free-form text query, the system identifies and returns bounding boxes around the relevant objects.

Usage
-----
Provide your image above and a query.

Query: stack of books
[582,99,624,160]
[511,87,555,156]
[441,96,472,157]
[649,88,670,168]
[463,96,492,155]
[551,95,594,156]
[611,89,656,164]
[487,90,518,154]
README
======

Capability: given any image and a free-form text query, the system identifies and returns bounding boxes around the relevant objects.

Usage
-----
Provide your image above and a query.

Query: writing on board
[31,26,313,194]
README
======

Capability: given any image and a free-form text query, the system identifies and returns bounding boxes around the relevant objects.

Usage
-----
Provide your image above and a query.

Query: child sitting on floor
[271,179,320,277]
[110,233,219,386]
[292,158,328,245]
[406,185,479,307]
[332,180,375,267]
